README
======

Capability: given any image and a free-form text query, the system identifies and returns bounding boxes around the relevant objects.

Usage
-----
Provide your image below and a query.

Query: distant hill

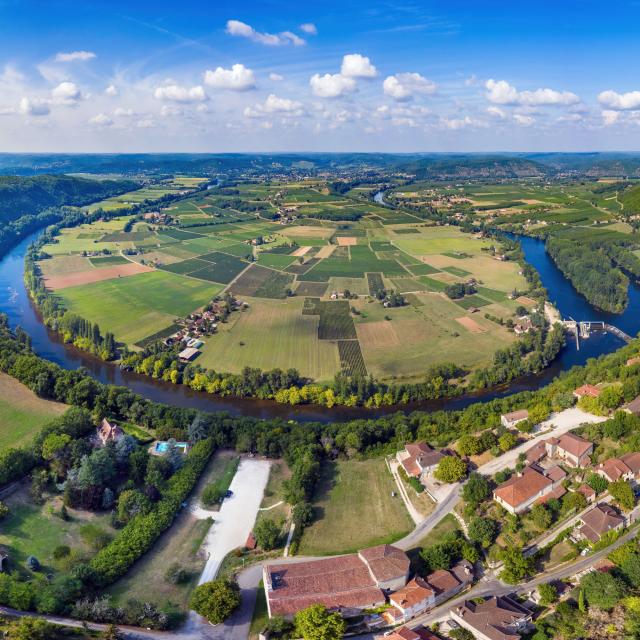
[619,183,640,215]
[395,155,550,179]
[0,174,138,224]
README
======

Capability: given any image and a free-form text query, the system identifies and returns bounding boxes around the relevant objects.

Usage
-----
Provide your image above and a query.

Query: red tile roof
[598,457,631,482]
[579,503,625,543]
[384,627,441,640]
[390,577,434,609]
[494,467,552,510]
[451,596,531,640]
[502,409,529,423]
[556,432,593,459]
[359,544,410,583]
[621,451,640,475]
[545,465,567,483]
[574,384,601,398]
[576,484,596,500]
[525,442,547,464]
[535,484,566,506]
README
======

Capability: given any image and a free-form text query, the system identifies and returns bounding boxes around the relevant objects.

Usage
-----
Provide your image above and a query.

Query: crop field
[44,181,531,381]
[0,373,67,449]
[298,458,413,555]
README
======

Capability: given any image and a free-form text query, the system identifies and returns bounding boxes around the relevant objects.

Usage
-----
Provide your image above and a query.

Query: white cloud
[55,50,96,63]
[244,93,304,118]
[204,64,255,91]
[114,107,135,117]
[51,81,82,105]
[485,79,579,106]
[598,90,640,111]
[439,116,481,130]
[602,110,620,126]
[269,73,284,82]
[465,74,479,87]
[225,20,305,46]
[105,84,118,96]
[299,23,317,35]
[513,113,535,126]
[310,73,356,98]
[487,105,506,119]
[153,84,207,103]
[18,97,50,116]
[340,54,377,78]
[383,72,436,101]
[137,119,155,129]
[89,113,113,126]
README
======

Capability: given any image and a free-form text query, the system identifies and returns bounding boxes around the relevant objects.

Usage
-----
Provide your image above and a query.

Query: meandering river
[0,227,638,422]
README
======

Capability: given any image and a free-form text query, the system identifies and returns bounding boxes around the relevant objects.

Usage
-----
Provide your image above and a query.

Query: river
[0,227,638,422]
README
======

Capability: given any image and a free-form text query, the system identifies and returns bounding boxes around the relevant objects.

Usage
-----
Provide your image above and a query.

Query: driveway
[198,458,271,584]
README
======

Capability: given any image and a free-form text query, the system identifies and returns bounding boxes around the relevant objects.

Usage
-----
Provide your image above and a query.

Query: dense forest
[0,175,138,223]
[546,236,630,313]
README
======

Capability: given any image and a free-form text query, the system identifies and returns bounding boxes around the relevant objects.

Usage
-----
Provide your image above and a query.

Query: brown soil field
[291,245,312,257]
[44,262,153,290]
[455,316,486,333]
[336,236,357,246]
[516,296,537,307]
[356,320,400,348]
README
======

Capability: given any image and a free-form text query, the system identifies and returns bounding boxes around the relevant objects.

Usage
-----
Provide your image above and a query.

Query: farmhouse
[449,596,533,640]
[386,561,473,624]
[397,443,445,482]
[263,544,409,618]
[96,418,123,446]
[596,452,640,483]
[545,432,593,468]
[573,384,601,399]
[500,410,529,429]
[576,503,625,544]
[493,465,566,515]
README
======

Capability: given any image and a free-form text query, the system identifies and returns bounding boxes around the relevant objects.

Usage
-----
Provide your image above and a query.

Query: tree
[457,435,481,457]
[468,517,499,548]
[462,472,490,507]
[254,518,280,551]
[117,489,151,524]
[12,617,61,640]
[434,456,467,483]
[586,472,609,495]
[294,604,346,640]
[581,570,628,610]
[598,385,623,410]
[499,546,534,584]
[190,578,241,624]
[538,582,558,606]
[498,432,517,452]
[100,625,124,640]
[609,480,635,511]
[530,504,553,530]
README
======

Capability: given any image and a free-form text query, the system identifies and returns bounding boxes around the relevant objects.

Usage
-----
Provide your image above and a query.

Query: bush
[190,578,240,624]
[53,545,71,560]
[434,456,467,483]
[164,562,188,585]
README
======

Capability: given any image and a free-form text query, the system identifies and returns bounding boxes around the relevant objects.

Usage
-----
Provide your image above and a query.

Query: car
[225,489,233,499]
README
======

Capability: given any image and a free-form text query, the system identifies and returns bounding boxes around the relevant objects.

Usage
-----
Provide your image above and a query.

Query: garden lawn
[58,270,222,346]
[0,373,67,449]
[298,458,413,555]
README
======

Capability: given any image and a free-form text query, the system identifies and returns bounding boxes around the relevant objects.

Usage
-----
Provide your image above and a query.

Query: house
[96,418,124,446]
[625,395,640,416]
[545,432,593,468]
[380,627,441,640]
[576,503,625,544]
[386,561,473,624]
[575,483,596,504]
[450,596,533,640]
[263,544,409,618]
[597,452,640,483]
[501,410,529,429]
[525,442,547,465]
[397,443,444,483]
[573,384,601,400]
[493,465,566,515]
[514,318,533,335]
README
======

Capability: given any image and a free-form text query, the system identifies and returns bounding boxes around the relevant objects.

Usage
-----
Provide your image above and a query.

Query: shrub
[53,545,71,560]
[190,578,240,624]
[164,562,188,585]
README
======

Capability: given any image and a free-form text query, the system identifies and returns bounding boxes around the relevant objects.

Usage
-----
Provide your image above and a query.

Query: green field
[0,373,67,449]
[298,458,413,555]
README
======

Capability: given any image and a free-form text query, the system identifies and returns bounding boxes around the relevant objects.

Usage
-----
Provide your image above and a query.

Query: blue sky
[1,0,640,152]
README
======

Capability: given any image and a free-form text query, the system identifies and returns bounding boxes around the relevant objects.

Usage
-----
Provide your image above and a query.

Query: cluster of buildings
[262,544,475,630]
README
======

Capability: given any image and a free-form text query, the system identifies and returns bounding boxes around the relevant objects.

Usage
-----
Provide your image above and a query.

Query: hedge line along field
[37,179,531,382]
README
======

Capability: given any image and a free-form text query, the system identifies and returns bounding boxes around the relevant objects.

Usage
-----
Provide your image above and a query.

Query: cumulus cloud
[513,113,535,126]
[51,81,82,105]
[310,73,356,98]
[299,23,317,35]
[340,54,377,78]
[244,93,304,118]
[383,72,436,101]
[89,113,113,126]
[114,107,135,117]
[439,115,483,130]
[18,97,50,116]
[204,63,255,91]
[598,90,640,111]
[602,110,620,126]
[153,84,207,103]
[269,73,284,82]
[485,79,579,106]
[105,84,118,96]
[487,105,506,119]
[226,20,305,46]
[55,50,96,63]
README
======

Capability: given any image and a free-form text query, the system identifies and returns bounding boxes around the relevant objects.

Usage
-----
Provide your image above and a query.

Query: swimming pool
[155,441,189,454]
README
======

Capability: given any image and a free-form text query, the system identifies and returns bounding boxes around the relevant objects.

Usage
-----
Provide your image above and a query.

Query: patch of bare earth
[455,316,486,333]
[337,236,357,246]
[291,246,312,257]
[43,262,153,290]
[315,245,336,258]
